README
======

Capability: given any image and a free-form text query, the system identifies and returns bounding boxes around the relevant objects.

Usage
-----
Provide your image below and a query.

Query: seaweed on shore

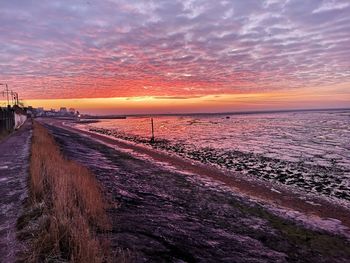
[89,127,350,201]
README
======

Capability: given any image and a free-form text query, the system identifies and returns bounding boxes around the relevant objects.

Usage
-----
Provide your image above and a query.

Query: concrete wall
[14,112,27,130]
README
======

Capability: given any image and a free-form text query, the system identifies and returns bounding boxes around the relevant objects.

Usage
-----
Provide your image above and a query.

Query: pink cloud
[0,0,349,100]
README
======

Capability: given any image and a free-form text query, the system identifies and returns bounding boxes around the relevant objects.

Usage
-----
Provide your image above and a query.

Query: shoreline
[86,126,349,202]
[41,118,350,237]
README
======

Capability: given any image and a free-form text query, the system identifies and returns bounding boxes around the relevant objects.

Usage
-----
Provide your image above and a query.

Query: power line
[0,83,20,107]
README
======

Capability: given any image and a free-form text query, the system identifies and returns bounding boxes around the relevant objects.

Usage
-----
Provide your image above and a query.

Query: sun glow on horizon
[1,83,348,115]
[1,0,350,111]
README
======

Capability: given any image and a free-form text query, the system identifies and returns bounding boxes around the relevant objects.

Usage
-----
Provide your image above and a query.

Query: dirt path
[0,121,32,262]
[44,122,350,263]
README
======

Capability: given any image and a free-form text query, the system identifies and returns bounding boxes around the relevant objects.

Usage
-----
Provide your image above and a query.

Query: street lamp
[15,92,19,105]
[10,91,19,106]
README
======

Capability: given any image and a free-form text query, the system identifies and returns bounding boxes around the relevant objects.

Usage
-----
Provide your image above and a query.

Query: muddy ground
[89,127,350,201]
[46,124,350,263]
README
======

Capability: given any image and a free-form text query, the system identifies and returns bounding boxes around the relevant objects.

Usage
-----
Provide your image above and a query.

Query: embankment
[17,122,111,262]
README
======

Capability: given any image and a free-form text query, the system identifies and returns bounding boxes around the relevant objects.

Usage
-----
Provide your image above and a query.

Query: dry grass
[19,122,111,262]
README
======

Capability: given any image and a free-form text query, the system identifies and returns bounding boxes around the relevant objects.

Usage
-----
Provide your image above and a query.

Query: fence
[0,107,15,134]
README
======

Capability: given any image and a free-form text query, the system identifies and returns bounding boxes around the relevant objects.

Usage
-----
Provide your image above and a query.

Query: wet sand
[86,125,349,202]
[39,119,350,262]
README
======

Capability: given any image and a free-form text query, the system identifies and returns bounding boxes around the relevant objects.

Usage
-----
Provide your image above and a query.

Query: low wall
[14,112,27,130]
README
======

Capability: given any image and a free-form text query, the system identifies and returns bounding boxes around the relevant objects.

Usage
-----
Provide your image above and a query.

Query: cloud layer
[0,0,349,99]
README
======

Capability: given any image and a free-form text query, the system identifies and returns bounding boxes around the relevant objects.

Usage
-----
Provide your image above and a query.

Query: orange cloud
[4,83,346,115]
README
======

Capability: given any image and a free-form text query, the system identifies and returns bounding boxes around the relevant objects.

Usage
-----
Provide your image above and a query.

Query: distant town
[26,106,80,118]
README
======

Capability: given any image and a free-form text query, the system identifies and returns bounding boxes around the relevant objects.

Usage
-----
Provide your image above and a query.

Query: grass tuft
[18,122,111,262]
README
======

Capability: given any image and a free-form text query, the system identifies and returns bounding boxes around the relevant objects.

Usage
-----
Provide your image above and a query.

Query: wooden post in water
[150,117,155,143]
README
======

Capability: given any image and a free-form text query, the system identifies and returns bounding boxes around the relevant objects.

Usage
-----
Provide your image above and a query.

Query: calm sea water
[77,109,350,201]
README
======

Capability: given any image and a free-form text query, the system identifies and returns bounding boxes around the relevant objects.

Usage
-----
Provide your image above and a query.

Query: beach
[36,117,350,262]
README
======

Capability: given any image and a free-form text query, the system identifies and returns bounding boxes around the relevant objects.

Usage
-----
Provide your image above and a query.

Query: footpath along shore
[39,119,350,262]
[0,121,32,262]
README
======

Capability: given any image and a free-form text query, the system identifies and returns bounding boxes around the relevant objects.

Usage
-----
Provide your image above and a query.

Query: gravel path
[0,121,31,262]
[47,124,350,263]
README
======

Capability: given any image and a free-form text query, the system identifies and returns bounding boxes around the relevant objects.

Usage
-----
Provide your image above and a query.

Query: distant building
[46,109,57,117]
[59,107,67,113]
[25,106,78,118]
[26,106,34,117]
[36,107,45,117]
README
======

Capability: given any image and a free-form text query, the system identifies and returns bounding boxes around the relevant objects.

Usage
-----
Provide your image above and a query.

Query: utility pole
[11,91,19,106]
[0,83,10,106]
[5,84,9,107]
[0,84,20,107]
[10,90,13,106]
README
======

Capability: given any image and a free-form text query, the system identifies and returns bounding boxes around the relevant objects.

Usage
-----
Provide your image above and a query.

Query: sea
[76,109,350,202]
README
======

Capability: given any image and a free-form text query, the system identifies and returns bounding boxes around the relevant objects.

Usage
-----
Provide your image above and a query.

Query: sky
[0,0,349,114]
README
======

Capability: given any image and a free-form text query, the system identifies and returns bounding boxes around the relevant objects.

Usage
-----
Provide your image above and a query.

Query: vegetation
[17,122,111,262]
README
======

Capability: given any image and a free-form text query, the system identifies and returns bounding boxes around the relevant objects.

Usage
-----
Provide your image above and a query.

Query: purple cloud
[0,0,349,99]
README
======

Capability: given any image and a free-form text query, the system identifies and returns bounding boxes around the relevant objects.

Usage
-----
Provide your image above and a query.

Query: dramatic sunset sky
[0,0,349,114]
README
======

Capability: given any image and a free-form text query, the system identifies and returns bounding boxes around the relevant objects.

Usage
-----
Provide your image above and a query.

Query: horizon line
[90,107,350,117]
